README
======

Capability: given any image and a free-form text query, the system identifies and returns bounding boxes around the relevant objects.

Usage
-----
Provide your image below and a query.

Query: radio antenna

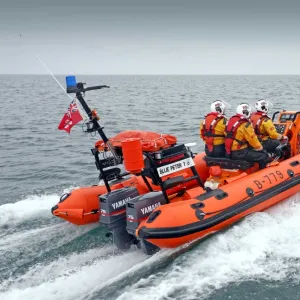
[37,55,73,100]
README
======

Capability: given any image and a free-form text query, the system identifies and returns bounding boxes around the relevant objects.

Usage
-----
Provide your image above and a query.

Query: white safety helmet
[210,100,228,115]
[236,103,252,118]
[255,99,273,113]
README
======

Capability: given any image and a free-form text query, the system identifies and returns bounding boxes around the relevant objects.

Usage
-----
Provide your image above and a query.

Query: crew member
[225,103,269,169]
[250,99,288,153]
[200,100,227,157]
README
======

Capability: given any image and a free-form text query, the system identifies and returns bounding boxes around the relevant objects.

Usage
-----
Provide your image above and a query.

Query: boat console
[273,111,300,136]
[273,110,300,157]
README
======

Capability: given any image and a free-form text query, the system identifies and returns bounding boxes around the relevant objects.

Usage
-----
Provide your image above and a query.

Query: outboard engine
[126,191,167,254]
[99,187,139,250]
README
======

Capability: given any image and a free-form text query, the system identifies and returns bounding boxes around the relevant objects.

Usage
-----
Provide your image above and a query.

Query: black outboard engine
[126,191,167,254]
[126,191,167,235]
[99,187,139,250]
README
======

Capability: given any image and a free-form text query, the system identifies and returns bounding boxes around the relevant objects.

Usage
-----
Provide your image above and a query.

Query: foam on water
[0,187,77,229]
[0,194,57,227]
[0,189,103,286]
[85,246,186,300]
[0,245,115,292]
[0,248,147,300]
[0,222,98,252]
[2,194,300,300]
[116,194,300,300]
[0,222,100,274]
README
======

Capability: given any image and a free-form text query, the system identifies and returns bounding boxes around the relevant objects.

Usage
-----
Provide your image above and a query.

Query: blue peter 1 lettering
[170,162,182,171]
[159,166,170,175]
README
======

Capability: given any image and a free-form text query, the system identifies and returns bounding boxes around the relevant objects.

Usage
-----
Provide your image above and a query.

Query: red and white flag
[58,98,83,134]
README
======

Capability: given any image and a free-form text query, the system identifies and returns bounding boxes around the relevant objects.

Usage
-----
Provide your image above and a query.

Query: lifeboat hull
[137,155,300,249]
[51,152,210,225]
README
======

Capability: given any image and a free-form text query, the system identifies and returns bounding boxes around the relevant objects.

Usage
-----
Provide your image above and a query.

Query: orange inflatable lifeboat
[52,79,300,254]
[94,110,300,254]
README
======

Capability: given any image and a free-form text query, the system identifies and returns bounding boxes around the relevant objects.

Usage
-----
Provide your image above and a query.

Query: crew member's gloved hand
[253,146,263,151]
[274,147,283,157]
[281,135,288,141]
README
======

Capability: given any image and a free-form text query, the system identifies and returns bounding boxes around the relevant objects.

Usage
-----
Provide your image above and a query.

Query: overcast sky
[1,0,300,74]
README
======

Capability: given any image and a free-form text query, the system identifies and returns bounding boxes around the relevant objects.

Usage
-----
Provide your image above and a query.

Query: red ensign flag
[58,99,83,134]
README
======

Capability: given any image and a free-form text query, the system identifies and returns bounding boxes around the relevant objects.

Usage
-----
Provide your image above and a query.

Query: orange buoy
[121,138,145,173]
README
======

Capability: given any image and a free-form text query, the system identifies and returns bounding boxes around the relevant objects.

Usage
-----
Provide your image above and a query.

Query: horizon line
[1,73,300,76]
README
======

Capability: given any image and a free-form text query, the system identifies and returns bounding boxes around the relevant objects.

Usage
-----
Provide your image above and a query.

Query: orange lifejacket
[225,114,249,155]
[200,112,225,152]
[250,111,270,139]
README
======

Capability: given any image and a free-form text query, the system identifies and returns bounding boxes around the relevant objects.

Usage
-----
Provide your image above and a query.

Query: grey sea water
[1,75,300,300]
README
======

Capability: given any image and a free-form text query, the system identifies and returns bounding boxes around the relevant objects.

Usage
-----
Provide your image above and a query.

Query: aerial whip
[37,55,73,100]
